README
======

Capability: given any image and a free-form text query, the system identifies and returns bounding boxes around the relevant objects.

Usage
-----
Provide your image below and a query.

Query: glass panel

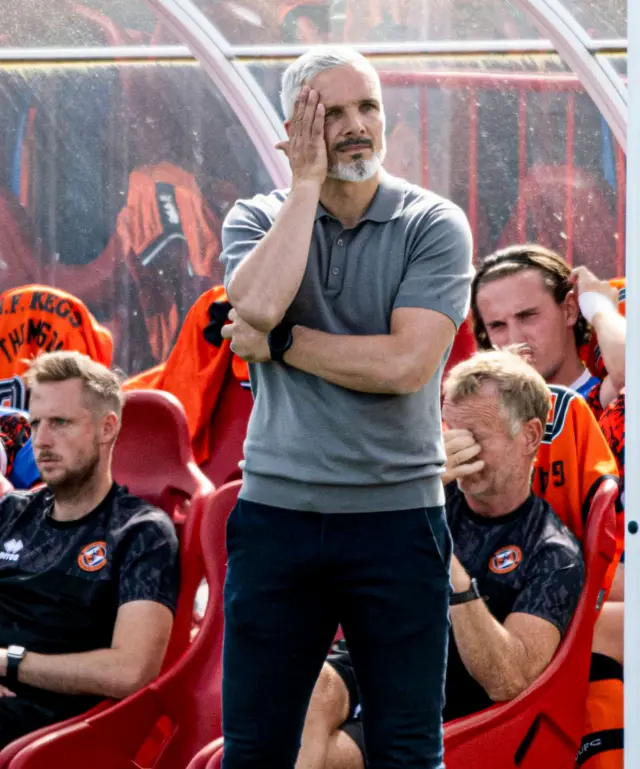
[246,53,625,280]
[600,53,627,84]
[194,0,543,47]
[0,58,272,374]
[0,0,169,47]
[559,0,626,40]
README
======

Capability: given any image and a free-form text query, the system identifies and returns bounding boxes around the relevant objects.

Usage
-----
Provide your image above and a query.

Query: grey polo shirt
[221,171,473,513]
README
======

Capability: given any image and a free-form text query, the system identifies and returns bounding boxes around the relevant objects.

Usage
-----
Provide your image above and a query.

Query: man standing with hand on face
[220,46,473,769]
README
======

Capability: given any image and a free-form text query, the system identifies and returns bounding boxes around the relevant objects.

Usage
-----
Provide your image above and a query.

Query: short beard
[46,452,101,501]
[327,137,387,183]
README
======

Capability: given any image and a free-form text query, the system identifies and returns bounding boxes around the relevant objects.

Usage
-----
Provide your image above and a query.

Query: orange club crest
[78,541,108,572]
[489,545,523,574]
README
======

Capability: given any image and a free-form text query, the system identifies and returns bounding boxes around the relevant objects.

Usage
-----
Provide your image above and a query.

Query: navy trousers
[222,499,452,769]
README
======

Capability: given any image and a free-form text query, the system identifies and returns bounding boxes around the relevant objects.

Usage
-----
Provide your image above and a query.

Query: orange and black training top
[532,384,621,590]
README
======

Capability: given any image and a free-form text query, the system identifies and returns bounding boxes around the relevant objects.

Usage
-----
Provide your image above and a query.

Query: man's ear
[100,411,120,446]
[563,288,580,328]
[522,418,543,456]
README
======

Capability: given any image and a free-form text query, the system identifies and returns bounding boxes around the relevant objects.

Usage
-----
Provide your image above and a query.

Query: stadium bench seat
[113,389,214,522]
[200,369,252,488]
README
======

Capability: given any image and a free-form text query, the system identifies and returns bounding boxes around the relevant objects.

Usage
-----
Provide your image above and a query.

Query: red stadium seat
[189,478,617,769]
[113,389,214,521]
[445,317,477,377]
[2,481,240,769]
[200,370,252,488]
[443,477,618,769]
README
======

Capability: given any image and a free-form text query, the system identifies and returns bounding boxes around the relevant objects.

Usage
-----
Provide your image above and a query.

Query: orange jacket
[124,286,248,465]
[114,163,222,363]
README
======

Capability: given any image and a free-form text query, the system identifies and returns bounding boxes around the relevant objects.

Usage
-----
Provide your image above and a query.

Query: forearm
[591,310,626,390]
[284,325,424,395]
[227,182,320,332]
[3,647,154,700]
[451,602,531,701]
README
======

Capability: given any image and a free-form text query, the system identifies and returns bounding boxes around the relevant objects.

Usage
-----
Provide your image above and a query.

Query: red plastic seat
[443,477,618,769]
[113,389,214,521]
[200,370,253,488]
[2,481,240,769]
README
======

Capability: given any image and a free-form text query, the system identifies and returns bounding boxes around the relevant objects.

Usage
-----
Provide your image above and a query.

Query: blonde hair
[24,351,123,418]
[443,350,550,435]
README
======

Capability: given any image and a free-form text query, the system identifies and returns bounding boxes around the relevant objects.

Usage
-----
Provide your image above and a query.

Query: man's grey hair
[280,46,380,120]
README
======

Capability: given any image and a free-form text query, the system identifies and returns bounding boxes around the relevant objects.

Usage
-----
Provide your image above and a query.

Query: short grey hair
[280,46,380,120]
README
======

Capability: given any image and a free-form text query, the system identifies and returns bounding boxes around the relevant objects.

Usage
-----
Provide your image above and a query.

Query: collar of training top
[314,171,406,224]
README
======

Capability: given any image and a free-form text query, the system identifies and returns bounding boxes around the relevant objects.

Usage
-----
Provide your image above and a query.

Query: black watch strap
[5,645,26,685]
[450,578,483,606]
[268,322,294,362]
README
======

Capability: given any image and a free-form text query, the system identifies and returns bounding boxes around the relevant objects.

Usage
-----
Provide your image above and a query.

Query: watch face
[7,645,25,658]
[269,323,293,353]
[270,325,289,351]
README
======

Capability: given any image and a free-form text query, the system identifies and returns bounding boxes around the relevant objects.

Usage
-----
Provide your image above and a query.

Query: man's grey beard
[327,146,386,183]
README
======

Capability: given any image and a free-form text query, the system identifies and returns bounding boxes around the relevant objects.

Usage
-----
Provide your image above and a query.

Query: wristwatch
[267,321,294,362]
[450,578,483,606]
[6,645,26,685]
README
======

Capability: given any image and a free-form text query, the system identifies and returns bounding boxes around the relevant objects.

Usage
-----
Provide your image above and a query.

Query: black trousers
[221,498,452,769]
[0,696,59,749]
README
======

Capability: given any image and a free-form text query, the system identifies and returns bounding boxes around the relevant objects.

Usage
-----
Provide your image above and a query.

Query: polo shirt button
[332,267,340,275]
[337,239,344,246]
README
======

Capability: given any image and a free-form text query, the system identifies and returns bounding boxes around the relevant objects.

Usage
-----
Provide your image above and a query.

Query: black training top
[0,483,179,718]
[444,483,585,722]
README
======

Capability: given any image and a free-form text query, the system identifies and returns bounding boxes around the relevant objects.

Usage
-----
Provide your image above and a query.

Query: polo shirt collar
[315,171,406,224]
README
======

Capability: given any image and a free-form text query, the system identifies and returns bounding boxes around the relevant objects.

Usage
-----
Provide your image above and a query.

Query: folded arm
[0,600,173,699]
[284,307,457,395]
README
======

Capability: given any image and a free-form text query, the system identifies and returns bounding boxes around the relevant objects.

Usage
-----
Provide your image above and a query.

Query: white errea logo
[0,539,23,562]
[159,194,180,225]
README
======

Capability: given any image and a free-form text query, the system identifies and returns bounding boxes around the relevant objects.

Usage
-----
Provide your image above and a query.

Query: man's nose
[343,107,366,136]
[506,324,526,346]
[33,423,52,447]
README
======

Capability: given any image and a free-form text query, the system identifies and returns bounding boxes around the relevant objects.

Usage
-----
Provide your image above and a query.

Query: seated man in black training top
[0,351,179,748]
[295,350,585,769]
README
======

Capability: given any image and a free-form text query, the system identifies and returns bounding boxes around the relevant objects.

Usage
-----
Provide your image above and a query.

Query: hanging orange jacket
[123,286,248,465]
[0,285,113,408]
[113,162,222,363]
